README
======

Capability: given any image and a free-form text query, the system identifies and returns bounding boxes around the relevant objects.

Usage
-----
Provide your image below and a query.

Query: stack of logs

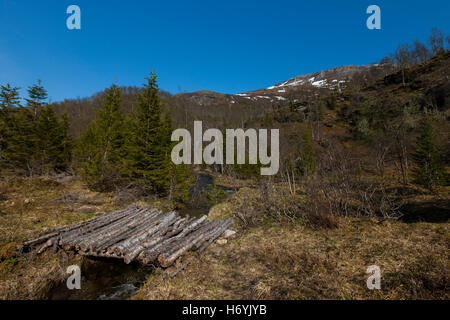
[21,205,233,269]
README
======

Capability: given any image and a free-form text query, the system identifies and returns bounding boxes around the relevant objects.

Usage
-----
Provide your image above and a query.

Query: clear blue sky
[1,0,449,102]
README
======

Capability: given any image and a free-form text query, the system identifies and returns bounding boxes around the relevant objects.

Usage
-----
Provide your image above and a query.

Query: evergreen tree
[56,111,72,171]
[34,105,72,173]
[0,84,21,166]
[1,81,71,175]
[35,106,62,173]
[128,72,169,194]
[0,83,21,109]
[25,80,48,121]
[77,82,125,190]
[412,116,448,190]
[163,109,192,201]
[297,127,316,177]
[4,106,36,172]
[4,79,49,174]
[1,83,41,173]
[327,94,337,110]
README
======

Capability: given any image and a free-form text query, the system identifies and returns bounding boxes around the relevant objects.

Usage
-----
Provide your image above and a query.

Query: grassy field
[0,176,448,300]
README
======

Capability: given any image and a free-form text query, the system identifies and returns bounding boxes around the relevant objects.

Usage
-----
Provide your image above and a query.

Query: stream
[48,174,235,300]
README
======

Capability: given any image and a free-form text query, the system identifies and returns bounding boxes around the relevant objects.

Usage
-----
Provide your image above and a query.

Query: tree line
[0,72,191,201]
[381,28,450,85]
[0,81,71,176]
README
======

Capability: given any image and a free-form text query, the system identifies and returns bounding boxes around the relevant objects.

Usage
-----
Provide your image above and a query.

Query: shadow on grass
[399,199,450,223]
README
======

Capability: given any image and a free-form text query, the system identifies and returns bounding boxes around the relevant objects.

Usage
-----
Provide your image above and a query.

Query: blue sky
[0,0,449,102]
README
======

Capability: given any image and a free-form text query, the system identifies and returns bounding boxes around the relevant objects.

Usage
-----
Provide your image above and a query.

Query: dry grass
[137,182,449,300]
[0,177,119,245]
[0,176,119,299]
[0,177,448,300]
[135,218,449,300]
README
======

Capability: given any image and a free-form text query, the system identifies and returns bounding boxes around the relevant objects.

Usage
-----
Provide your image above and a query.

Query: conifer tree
[25,80,48,121]
[163,109,192,201]
[412,116,448,190]
[1,83,41,173]
[35,106,61,173]
[0,83,21,109]
[128,72,169,194]
[297,127,316,177]
[56,111,72,171]
[78,82,125,190]
[5,80,49,174]
[0,84,21,166]
[34,105,72,173]
[1,81,71,174]
[4,105,36,172]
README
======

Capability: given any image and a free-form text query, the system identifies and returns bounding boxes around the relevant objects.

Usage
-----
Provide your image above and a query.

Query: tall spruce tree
[35,105,72,173]
[412,116,448,190]
[78,82,125,190]
[128,72,170,194]
[1,82,44,173]
[163,109,192,201]
[297,127,316,177]
[56,111,72,171]
[0,83,21,109]
[25,79,48,121]
[1,81,71,175]
[4,107,36,172]
[0,84,21,167]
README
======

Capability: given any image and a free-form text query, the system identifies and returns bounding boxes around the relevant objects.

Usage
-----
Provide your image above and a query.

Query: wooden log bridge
[21,205,233,269]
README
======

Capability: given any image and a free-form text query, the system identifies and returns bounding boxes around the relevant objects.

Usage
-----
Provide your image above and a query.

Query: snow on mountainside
[172,63,394,107]
[266,64,382,90]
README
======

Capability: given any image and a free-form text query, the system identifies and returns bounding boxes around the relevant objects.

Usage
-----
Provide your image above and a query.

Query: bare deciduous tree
[394,44,413,86]
[429,27,445,56]
[412,39,431,62]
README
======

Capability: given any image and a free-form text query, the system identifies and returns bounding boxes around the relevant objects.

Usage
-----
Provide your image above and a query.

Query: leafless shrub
[258,178,304,223]
[232,178,304,228]
[306,141,402,219]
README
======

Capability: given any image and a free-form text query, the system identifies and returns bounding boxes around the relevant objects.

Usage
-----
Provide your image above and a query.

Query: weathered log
[175,215,207,239]
[90,209,164,251]
[157,220,226,267]
[197,219,233,253]
[160,220,221,259]
[59,206,145,248]
[77,208,157,251]
[113,211,177,254]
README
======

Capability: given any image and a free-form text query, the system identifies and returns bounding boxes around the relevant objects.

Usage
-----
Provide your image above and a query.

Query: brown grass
[0,176,119,299]
[0,177,448,300]
[135,218,449,300]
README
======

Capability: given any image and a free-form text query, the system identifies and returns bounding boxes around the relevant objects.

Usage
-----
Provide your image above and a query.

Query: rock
[223,229,237,239]
[216,239,227,245]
